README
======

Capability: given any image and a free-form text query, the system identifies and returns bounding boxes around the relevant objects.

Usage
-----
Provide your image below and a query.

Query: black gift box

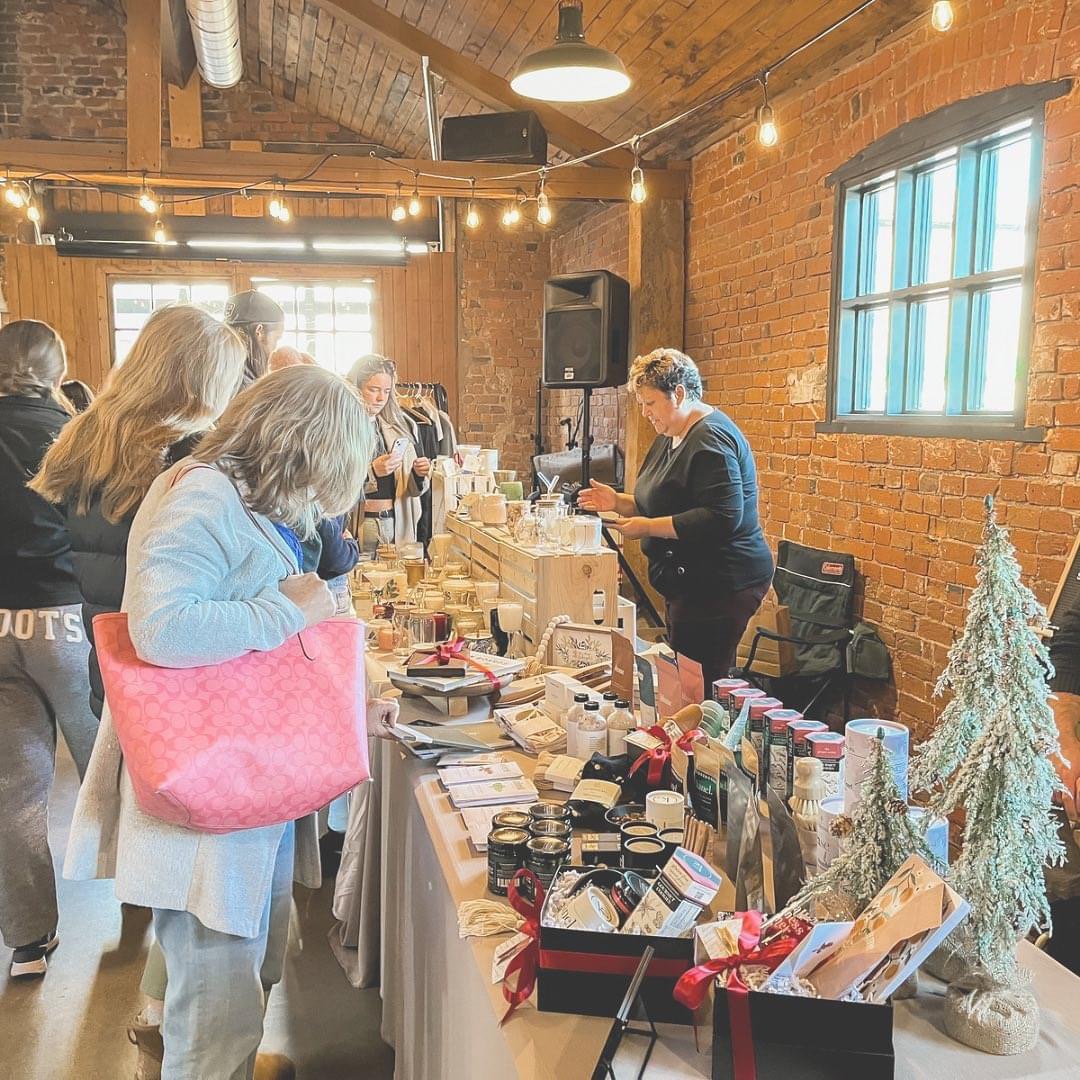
[712,986,894,1080]
[537,867,694,1024]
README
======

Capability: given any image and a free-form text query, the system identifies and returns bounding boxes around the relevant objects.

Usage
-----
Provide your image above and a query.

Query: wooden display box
[737,593,797,678]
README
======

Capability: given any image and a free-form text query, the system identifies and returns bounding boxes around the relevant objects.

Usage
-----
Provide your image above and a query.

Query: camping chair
[741,540,857,724]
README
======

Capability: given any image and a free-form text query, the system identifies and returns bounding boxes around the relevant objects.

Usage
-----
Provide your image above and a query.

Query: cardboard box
[737,594,797,677]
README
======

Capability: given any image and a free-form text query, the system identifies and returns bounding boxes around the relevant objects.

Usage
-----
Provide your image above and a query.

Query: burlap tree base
[943,973,1039,1055]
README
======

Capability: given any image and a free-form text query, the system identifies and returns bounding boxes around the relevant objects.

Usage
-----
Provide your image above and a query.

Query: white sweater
[64,461,321,938]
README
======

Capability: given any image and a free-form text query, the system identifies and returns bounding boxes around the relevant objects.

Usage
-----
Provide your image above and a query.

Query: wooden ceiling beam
[0,139,686,202]
[161,0,197,88]
[314,0,639,170]
[127,0,163,172]
[167,74,203,149]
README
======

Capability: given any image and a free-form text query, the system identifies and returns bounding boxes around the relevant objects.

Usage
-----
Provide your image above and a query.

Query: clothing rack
[397,380,449,416]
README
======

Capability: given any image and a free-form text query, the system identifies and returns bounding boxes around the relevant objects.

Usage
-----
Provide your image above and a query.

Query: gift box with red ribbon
[535,866,695,1024]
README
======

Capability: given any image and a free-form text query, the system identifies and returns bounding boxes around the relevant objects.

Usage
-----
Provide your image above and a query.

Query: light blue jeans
[153,823,295,1080]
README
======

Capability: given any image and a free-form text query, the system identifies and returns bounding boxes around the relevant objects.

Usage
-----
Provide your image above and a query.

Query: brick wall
[546,203,630,462]
[686,0,1080,738]
[456,212,550,478]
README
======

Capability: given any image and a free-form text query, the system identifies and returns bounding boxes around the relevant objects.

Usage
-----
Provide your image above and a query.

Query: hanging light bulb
[26,201,41,224]
[756,73,779,148]
[267,181,283,219]
[536,170,553,225]
[629,165,646,204]
[153,219,168,244]
[5,181,26,208]
[391,181,407,222]
[408,174,422,217]
[138,180,158,215]
[465,179,480,229]
[502,200,522,228]
[277,200,291,224]
[930,0,954,31]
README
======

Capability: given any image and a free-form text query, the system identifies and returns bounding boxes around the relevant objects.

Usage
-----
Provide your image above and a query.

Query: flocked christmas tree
[785,730,937,919]
[914,499,1064,983]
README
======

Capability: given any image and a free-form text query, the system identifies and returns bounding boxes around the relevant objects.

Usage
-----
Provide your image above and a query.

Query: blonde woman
[346,353,431,551]
[64,367,394,1080]
[0,320,96,979]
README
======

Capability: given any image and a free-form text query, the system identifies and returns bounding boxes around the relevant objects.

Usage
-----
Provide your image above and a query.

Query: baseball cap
[223,290,285,326]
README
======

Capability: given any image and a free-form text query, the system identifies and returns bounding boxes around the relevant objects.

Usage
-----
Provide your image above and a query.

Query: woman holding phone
[347,354,430,553]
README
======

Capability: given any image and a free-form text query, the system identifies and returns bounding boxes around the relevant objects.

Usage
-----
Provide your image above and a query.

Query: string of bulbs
[0,1,954,242]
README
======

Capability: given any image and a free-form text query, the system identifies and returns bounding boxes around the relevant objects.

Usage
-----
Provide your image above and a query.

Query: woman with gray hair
[347,353,431,552]
[578,347,774,689]
[65,366,397,1080]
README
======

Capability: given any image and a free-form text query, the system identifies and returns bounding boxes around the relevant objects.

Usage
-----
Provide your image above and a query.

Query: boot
[254,1053,297,1080]
[127,1021,164,1080]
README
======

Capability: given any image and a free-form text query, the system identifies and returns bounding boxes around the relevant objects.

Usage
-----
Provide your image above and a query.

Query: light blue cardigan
[64,461,321,938]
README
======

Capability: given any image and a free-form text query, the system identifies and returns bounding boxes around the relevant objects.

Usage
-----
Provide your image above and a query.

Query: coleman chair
[741,540,857,724]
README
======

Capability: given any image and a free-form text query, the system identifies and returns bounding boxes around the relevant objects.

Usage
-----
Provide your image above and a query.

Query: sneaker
[127,1020,164,1080]
[254,1053,296,1080]
[10,931,58,978]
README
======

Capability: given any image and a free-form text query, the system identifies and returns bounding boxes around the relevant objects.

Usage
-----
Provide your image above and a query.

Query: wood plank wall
[2,244,459,418]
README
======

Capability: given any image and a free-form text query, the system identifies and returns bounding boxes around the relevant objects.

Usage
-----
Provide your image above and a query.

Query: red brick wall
[456,213,550,479]
[546,203,630,461]
[686,0,1080,738]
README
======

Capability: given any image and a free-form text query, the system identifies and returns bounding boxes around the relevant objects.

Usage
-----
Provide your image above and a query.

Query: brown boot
[253,1053,297,1080]
[127,1021,164,1080]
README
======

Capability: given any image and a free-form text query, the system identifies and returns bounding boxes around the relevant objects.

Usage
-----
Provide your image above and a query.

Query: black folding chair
[742,541,857,724]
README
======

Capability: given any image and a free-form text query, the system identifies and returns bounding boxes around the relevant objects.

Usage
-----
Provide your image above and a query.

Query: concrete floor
[0,746,395,1080]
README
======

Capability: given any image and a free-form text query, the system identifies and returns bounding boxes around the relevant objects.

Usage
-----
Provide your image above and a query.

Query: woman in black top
[579,348,774,689]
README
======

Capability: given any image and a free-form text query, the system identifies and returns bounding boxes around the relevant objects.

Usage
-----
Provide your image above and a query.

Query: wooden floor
[0,747,395,1080]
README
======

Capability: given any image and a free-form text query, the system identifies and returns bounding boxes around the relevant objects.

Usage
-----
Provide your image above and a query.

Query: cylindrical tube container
[765,708,804,797]
[487,827,529,896]
[567,885,619,932]
[843,718,910,814]
[530,818,572,840]
[645,790,685,831]
[492,810,532,831]
[748,697,783,787]
[788,719,828,793]
[907,807,950,868]
[622,836,666,870]
[525,837,570,892]
[816,796,846,871]
[529,801,572,824]
[807,732,845,801]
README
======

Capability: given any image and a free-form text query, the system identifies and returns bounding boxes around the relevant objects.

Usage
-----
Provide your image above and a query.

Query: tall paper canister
[843,718,909,814]
[817,796,847,870]
[645,790,685,831]
[807,732,845,801]
[788,719,828,794]
[747,697,782,787]
[906,806,949,868]
[764,708,803,796]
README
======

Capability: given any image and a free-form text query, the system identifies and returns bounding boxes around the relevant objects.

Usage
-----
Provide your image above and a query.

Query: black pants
[665,579,772,693]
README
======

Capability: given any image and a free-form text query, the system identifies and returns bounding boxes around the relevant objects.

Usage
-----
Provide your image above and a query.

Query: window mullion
[892,172,914,290]
[946,290,971,413]
[886,300,909,415]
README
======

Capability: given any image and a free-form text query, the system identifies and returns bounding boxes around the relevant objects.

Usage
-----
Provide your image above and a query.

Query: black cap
[223,290,285,326]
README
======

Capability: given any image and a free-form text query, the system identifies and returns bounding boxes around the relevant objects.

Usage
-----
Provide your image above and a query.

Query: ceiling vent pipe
[185,0,243,88]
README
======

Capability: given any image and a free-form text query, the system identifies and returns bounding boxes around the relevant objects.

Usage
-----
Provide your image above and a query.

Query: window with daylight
[109,279,230,363]
[823,83,1063,437]
[254,280,375,376]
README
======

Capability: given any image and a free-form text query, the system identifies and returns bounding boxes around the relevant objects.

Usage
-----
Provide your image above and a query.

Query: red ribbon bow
[500,868,545,1024]
[414,636,499,687]
[628,725,701,787]
[673,910,811,1080]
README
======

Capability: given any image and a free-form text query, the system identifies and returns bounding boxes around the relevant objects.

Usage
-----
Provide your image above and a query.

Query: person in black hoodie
[0,319,97,979]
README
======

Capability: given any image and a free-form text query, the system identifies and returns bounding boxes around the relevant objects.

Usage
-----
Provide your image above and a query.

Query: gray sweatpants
[0,605,97,947]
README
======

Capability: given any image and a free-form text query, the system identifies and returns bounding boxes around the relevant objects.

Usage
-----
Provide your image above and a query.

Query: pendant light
[510,1,631,103]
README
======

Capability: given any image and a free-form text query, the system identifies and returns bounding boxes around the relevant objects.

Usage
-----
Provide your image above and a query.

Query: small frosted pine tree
[913,496,1050,791]
[786,730,937,919]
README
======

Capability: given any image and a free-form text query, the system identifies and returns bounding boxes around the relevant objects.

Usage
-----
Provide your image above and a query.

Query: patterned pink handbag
[94,612,369,832]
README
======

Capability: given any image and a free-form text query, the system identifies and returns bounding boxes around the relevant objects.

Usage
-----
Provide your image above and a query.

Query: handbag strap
[170,462,298,577]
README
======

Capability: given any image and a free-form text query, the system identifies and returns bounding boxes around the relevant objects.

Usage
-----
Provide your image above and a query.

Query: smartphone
[390,437,410,458]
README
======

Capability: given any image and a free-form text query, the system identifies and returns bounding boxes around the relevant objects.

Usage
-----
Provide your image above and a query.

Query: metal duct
[185,0,243,89]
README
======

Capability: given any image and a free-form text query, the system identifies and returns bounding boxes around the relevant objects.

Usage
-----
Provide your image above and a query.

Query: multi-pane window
[254,280,375,376]
[831,116,1039,427]
[110,280,230,363]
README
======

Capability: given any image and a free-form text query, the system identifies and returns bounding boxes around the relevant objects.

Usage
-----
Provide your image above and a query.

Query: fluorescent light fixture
[186,238,307,251]
[311,239,405,253]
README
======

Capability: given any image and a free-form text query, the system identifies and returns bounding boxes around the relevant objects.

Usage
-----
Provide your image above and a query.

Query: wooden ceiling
[238,0,919,162]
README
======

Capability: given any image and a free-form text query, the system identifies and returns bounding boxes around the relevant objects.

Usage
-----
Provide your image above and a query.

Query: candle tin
[529,801,571,824]
[530,818,572,840]
[492,810,532,831]
[621,836,666,870]
[524,836,570,891]
[487,827,530,896]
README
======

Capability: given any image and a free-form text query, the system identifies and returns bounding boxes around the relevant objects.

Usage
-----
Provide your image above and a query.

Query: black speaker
[543,271,630,389]
[441,111,548,165]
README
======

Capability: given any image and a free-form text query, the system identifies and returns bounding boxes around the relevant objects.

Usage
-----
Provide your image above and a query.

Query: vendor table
[365,730,1080,1080]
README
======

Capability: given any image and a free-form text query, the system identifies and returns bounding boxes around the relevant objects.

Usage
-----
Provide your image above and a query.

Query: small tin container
[492,810,532,831]
[487,827,530,896]
[530,818,572,840]
[619,821,659,856]
[657,827,685,861]
[525,836,571,891]
[529,801,572,824]
[622,836,666,870]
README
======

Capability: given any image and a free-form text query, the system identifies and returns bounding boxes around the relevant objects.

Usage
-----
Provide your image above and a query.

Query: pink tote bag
[94,612,369,834]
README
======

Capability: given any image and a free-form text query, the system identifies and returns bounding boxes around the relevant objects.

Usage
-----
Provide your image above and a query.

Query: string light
[267,180,283,219]
[536,169,553,225]
[930,1,954,31]
[756,72,779,148]
[138,177,158,215]
[391,181,407,222]
[26,201,41,224]
[465,178,480,230]
[629,139,646,203]
[502,199,521,227]
[276,199,291,224]
[153,219,168,244]
[408,173,422,217]
[5,179,26,208]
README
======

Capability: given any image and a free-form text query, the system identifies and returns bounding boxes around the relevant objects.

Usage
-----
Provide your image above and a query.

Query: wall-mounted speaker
[542,270,630,389]
[441,111,548,165]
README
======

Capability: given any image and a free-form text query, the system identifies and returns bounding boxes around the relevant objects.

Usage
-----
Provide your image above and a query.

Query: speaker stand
[581,386,594,487]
